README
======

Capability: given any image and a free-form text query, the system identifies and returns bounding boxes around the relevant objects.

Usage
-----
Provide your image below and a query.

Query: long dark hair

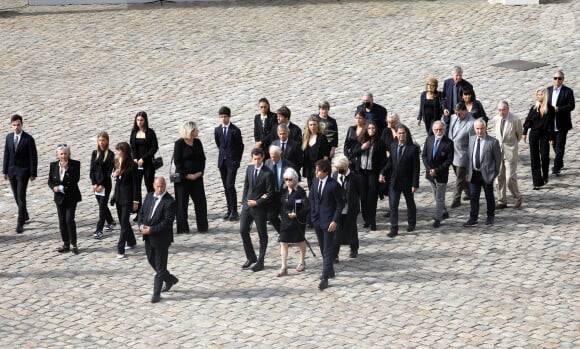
[132,111,149,133]
[358,121,378,144]
[114,142,133,175]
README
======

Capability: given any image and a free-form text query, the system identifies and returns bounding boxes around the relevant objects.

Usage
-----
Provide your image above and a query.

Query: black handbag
[153,157,163,170]
[169,154,180,183]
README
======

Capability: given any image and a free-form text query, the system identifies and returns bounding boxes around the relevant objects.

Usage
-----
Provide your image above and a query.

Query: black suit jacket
[112,163,140,206]
[384,143,420,190]
[272,138,303,172]
[89,150,114,189]
[241,164,274,212]
[215,123,244,168]
[48,159,82,206]
[442,78,474,114]
[547,85,575,132]
[348,138,386,176]
[3,131,38,179]
[138,191,176,249]
[309,177,344,229]
[269,122,303,145]
[422,135,454,183]
[254,111,278,149]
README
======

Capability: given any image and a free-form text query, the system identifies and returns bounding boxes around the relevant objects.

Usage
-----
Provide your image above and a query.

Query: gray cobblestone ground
[0,0,578,347]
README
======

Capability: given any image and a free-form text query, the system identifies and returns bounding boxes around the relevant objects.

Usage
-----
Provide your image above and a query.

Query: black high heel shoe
[57,245,70,253]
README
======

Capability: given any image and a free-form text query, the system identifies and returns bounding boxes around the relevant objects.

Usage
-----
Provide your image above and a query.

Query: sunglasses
[553,77,563,80]
[284,178,293,182]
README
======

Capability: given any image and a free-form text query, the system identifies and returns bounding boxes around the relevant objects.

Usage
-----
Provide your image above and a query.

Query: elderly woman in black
[302,114,330,188]
[277,167,309,277]
[111,142,140,259]
[130,111,159,204]
[174,121,208,234]
[522,87,555,189]
[348,121,386,231]
[48,144,82,254]
[89,132,115,240]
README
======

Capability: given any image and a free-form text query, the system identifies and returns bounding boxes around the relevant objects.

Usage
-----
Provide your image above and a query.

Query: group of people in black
[3,66,575,295]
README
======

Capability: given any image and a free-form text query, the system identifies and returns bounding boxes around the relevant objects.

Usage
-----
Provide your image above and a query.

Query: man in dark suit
[442,66,474,124]
[240,148,275,272]
[271,123,303,174]
[269,105,303,146]
[264,145,295,235]
[422,121,454,228]
[214,106,244,221]
[138,176,178,304]
[464,119,501,227]
[547,70,575,175]
[309,159,344,290]
[3,114,38,233]
[253,98,278,159]
[380,124,420,237]
[356,92,388,138]
[331,155,362,260]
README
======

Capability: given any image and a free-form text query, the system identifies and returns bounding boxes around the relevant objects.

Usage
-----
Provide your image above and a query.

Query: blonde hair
[534,88,549,117]
[179,121,197,139]
[425,77,438,91]
[302,114,322,151]
[97,131,110,162]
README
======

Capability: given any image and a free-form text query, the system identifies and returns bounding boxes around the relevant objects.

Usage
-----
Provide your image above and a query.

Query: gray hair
[452,65,463,74]
[269,144,282,155]
[432,120,446,131]
[283,167,299,183]
[363,92,374,101]
[277,123,289,132]
[474,117,487,128]
[179,121,197,139]
[498,100,509,109]
[56,144,71,157]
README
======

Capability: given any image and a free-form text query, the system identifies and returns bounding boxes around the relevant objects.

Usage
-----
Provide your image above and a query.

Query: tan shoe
[513,198,522,209]
[295,263,306,272]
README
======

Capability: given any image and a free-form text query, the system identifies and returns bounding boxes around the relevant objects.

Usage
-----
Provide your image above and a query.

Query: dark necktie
[274,162,280,191]
[453,84,459,106]
[253,168,258,186]
[398,145,403,161]
[150,196,159,218]
[432,139,439,158]
[281,142,286,154]
[340,175,345,188]
[14,135,19,151]
[318,180,323,198]
[223,127,227,141]
[475,138,481,169]
[500,119,505,137]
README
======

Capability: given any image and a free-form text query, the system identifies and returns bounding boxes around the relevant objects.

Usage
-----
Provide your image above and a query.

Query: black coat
[48,159,82,206]
[422,135,454,183]
[138,191,176,249]
[332,170,361,245]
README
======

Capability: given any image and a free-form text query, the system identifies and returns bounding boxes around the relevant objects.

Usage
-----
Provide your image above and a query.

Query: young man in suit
[380,125,420,237]
[422,121,454,228]
[253,98,277,159]
[442,66,474,124]
[488,101,523,209]
[3,114,38,234]
[138,177,178,304]
[271,123,303,174]
[547,70,575,175]
[309,159,344,290]
[464,118,502,227]
[239,148,275,272]
[214,106,244,221]
[264,145,295,235]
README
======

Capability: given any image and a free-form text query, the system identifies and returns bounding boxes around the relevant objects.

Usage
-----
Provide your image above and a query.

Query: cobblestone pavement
[0,0,578,347]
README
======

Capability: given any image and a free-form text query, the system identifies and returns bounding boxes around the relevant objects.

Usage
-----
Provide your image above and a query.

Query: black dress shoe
[151,294,161,303]
[370,225,377,231]
[349,250,358,258]
[433,220,441,228]
[387,230,398,238]
[251,261,264,272]
[222,213,231,220]
[485,216,494,225]
[318,279,329,290]
[334,257,339,264]
[363,223,369,228]
[162,276,179,292]
[383,210,390,218]
[57,245,70,253]
[16,224,23,234]
[242,258,257,269]
[228,215,239,222]
[407,225,416,232]
[72,246,79,255]
[451,200,461,208]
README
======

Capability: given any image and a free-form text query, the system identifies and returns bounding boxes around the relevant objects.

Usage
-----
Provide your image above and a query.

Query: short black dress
[279,186,309,243]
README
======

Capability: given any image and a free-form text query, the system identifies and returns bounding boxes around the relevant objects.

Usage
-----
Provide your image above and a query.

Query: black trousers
[145,240,174,296]
[219,164,239,216]
[116,204,136,254]
[468,171,495,221]
[95,188,114,231]
[135,165,155,203]
[529,131,550,186]
[175,179,208,232]
[239,207,268,262]
[56,202,78,246]
[360,169,379,226]
[267,192,282,234]
[552,130,568,173]
[9,176,29,224]
[315,224,335,280]
[389,185,417,230]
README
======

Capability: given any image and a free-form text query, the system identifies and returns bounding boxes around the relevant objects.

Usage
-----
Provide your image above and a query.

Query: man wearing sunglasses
[547,71,575,176]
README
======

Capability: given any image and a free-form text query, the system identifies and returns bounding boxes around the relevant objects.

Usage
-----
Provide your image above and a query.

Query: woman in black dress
[344,110,367,170]
[277,167,309,277]
[523,87,555,189]
[173,121,208,234]
[417,77,443,135]
[302,114,330,188]
[89,132,115,240]
[130,111,159,204]
[48,144,82,255]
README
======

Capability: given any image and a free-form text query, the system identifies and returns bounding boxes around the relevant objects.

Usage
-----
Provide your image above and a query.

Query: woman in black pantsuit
[302,114,330,189]
[111,142,140,259]
[523,87,555,189]
[48,144,82,255]
[174,121,208,234]
[89,132,115,239]
[277,167,309,277]
[130,111,159,204]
